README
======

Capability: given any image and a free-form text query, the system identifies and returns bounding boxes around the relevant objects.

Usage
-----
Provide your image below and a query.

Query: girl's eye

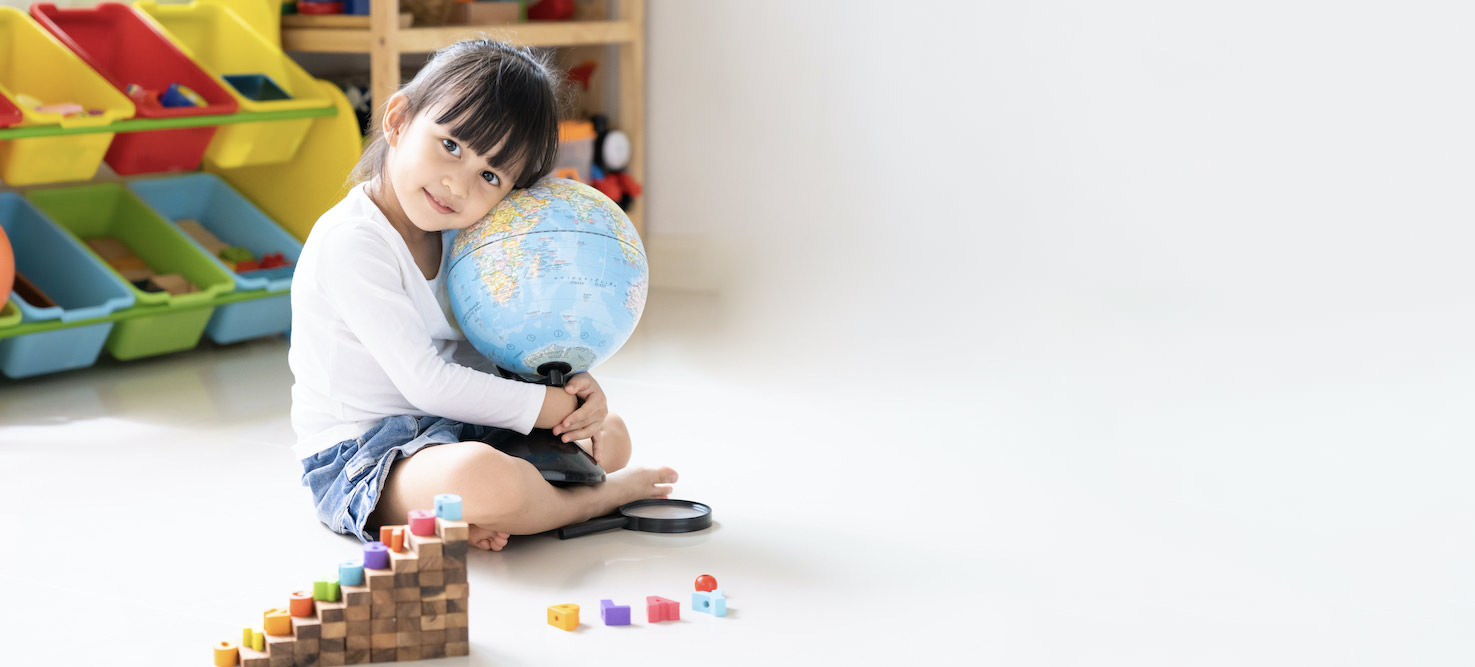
[441,139,460,156]
[482,171,500,186]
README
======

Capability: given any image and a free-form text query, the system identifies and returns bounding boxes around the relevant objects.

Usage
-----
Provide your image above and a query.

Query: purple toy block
[600,599,631,626]
[646,595,680,622]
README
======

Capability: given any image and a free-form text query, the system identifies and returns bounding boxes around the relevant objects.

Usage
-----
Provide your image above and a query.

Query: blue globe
[446,178,648,384]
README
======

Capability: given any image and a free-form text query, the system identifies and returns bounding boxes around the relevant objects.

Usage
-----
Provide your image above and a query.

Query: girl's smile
[423,188,456,214]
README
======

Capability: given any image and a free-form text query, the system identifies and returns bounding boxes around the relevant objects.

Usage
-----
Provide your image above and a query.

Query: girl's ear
[382,92,411,147]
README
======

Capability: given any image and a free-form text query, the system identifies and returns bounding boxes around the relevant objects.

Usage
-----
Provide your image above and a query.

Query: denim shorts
[299,415,514,542]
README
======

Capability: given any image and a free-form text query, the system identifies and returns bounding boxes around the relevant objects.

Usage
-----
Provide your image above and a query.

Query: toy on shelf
[211,493,471,665]
[86,236,199,295]
[590,114,642,210]
[224,74,294,103]
[526,0,574,21]
[12,273,57,309]
[0,225,11,310]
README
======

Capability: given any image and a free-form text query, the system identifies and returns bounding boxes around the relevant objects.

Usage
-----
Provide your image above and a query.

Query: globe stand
[486,361,606,486]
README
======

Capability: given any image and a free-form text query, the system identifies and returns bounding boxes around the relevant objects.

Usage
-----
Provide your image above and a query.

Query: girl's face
[379,95,519,234]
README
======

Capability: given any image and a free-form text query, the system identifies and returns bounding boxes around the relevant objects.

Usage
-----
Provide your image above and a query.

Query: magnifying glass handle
[556,513,629,539]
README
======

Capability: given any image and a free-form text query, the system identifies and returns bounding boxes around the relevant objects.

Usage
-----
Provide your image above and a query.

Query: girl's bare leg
[370,414,672,551]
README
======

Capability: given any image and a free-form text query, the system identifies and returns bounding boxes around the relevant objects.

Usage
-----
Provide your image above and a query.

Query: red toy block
[646,596,679,622]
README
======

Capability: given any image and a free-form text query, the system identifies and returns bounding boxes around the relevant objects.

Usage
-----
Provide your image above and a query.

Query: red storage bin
[30,2,237,175]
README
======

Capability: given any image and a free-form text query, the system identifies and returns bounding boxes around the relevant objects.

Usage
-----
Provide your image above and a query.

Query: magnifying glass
[556,499,713,539]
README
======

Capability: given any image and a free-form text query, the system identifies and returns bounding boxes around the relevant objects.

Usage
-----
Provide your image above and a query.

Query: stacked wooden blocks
[212,494,470,666]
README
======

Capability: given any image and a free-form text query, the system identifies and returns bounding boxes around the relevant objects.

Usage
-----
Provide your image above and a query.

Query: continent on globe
[447,178,648,385]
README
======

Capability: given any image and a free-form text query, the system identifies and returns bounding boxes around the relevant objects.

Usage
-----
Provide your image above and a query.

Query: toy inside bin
[30,3,238,175]
[0,7,134,186]
[134,0,331,168]
[130,173,301,344]
[27,184,233,361]
[0,193,135,378]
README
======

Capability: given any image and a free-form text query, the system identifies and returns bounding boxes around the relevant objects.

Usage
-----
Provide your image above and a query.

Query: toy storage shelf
[0,287,285,340]
[280,0,646,232]
[0,106,336,139]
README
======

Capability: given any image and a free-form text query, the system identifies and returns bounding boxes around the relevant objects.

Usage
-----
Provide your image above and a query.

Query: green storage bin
[26,183,233,360]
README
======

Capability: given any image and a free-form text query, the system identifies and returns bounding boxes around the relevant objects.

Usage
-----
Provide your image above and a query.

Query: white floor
[0,285,1469,666]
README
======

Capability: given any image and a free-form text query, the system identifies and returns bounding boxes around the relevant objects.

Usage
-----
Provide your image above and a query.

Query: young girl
[290,40,677,552]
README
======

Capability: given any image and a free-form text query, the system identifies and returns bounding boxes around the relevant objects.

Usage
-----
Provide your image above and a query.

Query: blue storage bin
[128,173,300,344]
[0,193,135,378]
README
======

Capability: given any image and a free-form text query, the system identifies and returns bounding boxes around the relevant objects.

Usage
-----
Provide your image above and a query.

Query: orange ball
[0,225,13,310]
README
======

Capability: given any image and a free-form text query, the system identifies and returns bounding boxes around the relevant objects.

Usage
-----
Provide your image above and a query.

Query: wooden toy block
[647,596,680,622]
[421,600,447,616]
[321,621,347,639]
[364,568,394,592]
[601,599,631,626]
[418,612,446,631]
[396,628,422,647]
[389,549,419,573]
[446,612,468,629]
[396,646,421,662]
[342,584,370,607]
[446,627,468,643]
[446,642,469,657]
[394,585,420,602]
[213,639,238,666]
[344,605,370,622]
[419,569,445,587]
[407,533,442,570]
[371,602,396,620]
[421,643,446,660]
[292,637,320,665]
[263,609,292,636]
[344,649,369,665]
[338,562,365,587]
[319,652,345,667]
[369,648,396,663]
[319,638,345,653]
[408,509,436,536]
[369,632,396,650]
[289,591,315,618]
[316,601,346,624]
[370,618,397,634]
[444,584,468,600]
[443,566,466,586]
[420,585,446,600]
[436,518,469,542]
[393,570,419,588]
[442,540,469,566]
[420,629,446,646]
[547,603,580,631]
[264,634,294,667]
[433,493,462,520]
[86,237,131,260]
[119,267,152,283]
[395,601,422,619]
[446,596,468,614]
[692,589,727,617]
[292,615,322,640]
[147,273,197,295]
[238,645,269,667]
[343,631,368,652]
[178,219,228,254]
[108,255,149,273]
[345,623,371,645]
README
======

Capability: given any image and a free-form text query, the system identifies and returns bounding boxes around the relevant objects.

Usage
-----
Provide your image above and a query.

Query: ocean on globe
[447,177,648,384]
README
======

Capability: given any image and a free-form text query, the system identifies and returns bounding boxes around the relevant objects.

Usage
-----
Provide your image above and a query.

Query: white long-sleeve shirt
[288,184,545,459]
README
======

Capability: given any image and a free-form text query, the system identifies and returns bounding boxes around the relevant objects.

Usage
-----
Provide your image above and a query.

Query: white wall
[645,0,1475,386]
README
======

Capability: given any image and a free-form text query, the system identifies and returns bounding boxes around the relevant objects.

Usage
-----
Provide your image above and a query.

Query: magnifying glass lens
[624,504,707,520]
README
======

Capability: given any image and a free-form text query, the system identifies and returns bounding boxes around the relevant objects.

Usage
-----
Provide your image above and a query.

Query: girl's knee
[597,414,632,473]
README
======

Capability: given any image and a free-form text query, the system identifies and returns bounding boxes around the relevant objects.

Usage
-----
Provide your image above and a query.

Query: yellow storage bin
[133,0,330,168]
[0,7,134,186]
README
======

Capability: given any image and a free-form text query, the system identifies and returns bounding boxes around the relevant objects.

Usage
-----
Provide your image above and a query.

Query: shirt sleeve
[313,225,545,433]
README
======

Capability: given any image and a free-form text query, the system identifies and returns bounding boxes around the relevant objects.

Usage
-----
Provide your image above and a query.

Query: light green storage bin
[26,183,234,360]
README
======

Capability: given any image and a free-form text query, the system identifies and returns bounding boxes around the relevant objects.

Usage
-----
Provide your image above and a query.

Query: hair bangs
[432,59,560,188]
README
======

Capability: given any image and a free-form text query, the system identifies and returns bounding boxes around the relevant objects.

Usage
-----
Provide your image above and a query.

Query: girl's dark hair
[351,40,562,189]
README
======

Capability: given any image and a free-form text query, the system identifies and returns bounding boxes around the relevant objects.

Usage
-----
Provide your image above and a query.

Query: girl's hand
[552,373,608,443]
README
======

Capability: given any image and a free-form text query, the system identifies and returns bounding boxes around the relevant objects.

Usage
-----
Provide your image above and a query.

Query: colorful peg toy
[695,574,717,592]
[692,589,727,617]
[647,595,680,622]
[600,599,631,626]
[548,603,581,631]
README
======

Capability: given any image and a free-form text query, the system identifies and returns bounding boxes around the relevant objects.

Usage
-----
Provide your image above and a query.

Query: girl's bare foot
[602,466,678,508]
[468,523,510,551]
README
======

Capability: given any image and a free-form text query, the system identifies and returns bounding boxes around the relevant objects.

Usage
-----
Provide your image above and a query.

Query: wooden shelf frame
[281,0,646,231]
